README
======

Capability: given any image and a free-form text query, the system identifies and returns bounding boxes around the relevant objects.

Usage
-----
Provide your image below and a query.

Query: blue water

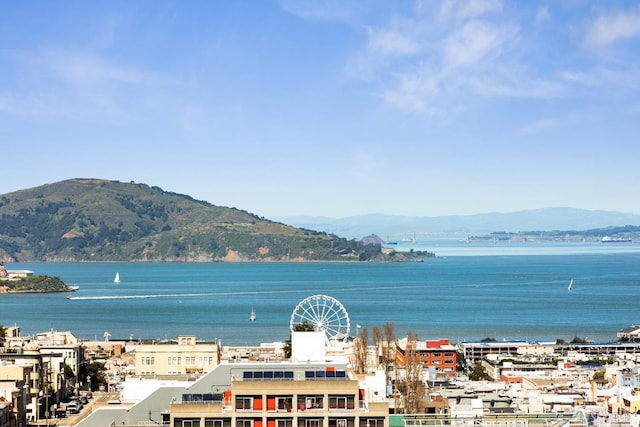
[2,242,639,346]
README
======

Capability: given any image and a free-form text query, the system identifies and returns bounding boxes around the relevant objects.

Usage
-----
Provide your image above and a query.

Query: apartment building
[133,335,221,378]
[0,327,82,424]
[170,362,388,427]
[395,338,457,375]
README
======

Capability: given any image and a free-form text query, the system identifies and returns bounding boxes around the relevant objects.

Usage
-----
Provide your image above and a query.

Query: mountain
[0,179,420,262]
[273,208,640,240]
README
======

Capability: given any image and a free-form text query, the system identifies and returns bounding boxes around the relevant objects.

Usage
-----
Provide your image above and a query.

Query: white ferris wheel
[290,294,350,345]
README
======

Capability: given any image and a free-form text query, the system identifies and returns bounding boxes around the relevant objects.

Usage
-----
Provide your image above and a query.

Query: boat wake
[67,291,270,301]
[65,284,424,301]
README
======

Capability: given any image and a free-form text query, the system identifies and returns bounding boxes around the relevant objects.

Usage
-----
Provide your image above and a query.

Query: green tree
[570,336,588,343]
[80,361,107,391]
[63,363,75,381]
[468,363,492,381]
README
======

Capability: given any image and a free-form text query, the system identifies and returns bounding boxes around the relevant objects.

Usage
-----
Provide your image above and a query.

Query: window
[243,370,294,380]
[299,419,321,427]
[205,419,231,427]
[236,396,252,410]
[236,419,253,427]
[304,370,347,380]
[141,356,155,365]
[328,395,355,410]
[329,419,355,427]
[277,397,293,411]
[276,419,293,427]
[360,418,384,427]
[199,356,214,366]
[174,419,200,427]
[298,395,323,410]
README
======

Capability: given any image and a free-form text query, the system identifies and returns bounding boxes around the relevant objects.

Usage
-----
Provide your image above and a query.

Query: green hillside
[0,179,429,262]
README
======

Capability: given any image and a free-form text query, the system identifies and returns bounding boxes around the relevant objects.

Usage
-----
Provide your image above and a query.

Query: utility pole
[44,356,50,427]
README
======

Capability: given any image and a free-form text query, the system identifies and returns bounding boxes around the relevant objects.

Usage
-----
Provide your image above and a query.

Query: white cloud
[438,0,502,23]
[442,20,516,70]
[0,47,163,121]
[535,7,549,25]
[367,27,419,55]
[42,49,150,87]
[517,117,559,136]
[380,71,439,116]
[585,7,640,47]
[279,0,358,22]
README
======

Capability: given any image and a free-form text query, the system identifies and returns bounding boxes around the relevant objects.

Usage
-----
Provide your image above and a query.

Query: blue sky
[1,1,639,218]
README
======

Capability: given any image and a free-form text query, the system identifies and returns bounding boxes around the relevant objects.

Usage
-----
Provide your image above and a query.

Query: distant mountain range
[272,208,640,240]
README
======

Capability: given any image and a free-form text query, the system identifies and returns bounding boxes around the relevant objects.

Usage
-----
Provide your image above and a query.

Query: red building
[395,338,457,375]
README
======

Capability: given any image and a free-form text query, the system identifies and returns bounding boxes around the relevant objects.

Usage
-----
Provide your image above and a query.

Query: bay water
[2,240,639,346]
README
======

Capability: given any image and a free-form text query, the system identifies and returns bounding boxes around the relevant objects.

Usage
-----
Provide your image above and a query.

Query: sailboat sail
[114,272,120,283]
[250,308,256,321]
[568,279,573,292]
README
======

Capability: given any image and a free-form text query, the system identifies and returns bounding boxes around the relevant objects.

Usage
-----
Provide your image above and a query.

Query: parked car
[66,402,80,414]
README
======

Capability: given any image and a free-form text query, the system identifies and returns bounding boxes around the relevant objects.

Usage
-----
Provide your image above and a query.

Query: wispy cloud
[41,49,151,88]
[535,7,549,25]
[442,19,517,70]
[438,0,502,23]
[367,27,419,56]
[339,1,640,119]
[584,6,640,47]
[517,117,560,136]
[1,47,158,120]
[359,1,528,116]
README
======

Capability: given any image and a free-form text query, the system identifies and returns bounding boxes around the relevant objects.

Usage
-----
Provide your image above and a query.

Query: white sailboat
[568,278,573,292]
[250,308,256,322]
[114,272,120,283]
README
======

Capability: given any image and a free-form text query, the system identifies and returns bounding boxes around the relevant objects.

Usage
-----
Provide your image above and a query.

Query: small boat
[250,308,256,322]
[114,272,120,283]
[568,279,573,292]
[601,236,632,243]
[68,285,79,291]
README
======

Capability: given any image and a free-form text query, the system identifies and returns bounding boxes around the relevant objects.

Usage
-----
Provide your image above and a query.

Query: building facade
[395,338,457,376]
[170,363,389,427]
[133,335,221,378]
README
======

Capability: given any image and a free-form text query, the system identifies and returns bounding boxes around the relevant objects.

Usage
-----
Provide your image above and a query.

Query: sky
[1,1,639,219]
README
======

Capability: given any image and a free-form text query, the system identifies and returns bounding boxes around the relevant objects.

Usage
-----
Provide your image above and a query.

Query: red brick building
[395,338,457,375]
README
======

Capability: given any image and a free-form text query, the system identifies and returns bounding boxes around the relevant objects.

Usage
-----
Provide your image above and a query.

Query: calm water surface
[2,241,639,346]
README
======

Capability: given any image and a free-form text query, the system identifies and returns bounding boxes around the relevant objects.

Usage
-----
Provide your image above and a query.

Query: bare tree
[352,327,369,374]
[372,324,382,365]
[402,333,425,414]
[382,322,396,388]
[396,333,425,414]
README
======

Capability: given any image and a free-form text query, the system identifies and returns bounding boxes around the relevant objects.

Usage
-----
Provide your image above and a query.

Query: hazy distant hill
[273,208,640,240]
[0,179,410,262]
